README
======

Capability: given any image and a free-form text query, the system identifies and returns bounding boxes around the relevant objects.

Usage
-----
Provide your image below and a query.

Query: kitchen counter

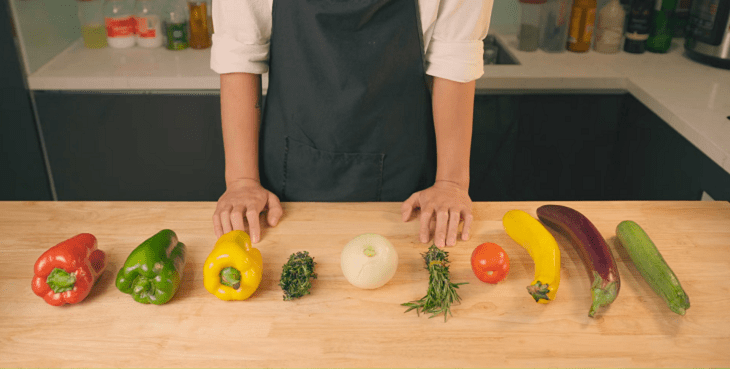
[25,33,730,177]
[1,201,729,368]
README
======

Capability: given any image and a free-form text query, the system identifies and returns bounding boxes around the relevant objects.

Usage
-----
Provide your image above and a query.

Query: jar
[135,0,163,48]
[163,0,189,50]
[519,0,547,52]
[594,0,625,53]
[188,0,211,49]
[539,0,571,52]
[77,0,107,48]
[104,0,136,48]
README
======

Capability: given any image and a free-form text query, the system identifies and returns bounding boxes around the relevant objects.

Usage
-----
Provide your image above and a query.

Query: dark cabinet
[613,95,730,201]
[25,90,729,202]
[1,1,52,201]
[34,92,226,201]
[469,93,623,201]
[469,95,519,201]
[469,93,730,202]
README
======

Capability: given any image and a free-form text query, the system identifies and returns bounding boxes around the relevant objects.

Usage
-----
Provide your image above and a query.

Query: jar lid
[519,0,547,3]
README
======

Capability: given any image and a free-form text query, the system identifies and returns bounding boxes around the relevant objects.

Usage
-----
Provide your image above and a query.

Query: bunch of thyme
[279,251,317,301]
[402,244,467,322]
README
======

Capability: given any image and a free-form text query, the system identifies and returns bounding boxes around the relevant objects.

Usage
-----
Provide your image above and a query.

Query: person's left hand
[401,180,473,247]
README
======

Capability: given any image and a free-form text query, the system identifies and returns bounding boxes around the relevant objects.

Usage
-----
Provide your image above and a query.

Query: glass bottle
[646,0,678,53]
[135,0,163,48]
[671,0,692,37]
[519,0,547,51]
[624,0,655,54]
[567,0,598,52]
[104,0,136,48]
[188,0,211,49]
[163,0,189,50]
[594,0,625,53]
[77,0,107,49]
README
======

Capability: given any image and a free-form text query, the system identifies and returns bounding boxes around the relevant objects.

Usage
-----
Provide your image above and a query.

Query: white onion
[340,233,398,289]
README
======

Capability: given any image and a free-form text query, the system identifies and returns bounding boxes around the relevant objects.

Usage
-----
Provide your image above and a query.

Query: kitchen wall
[9,0,83,74]
[9,0,524,75]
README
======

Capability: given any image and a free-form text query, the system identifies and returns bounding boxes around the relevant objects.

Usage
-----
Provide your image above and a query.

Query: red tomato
[471,242,510,284]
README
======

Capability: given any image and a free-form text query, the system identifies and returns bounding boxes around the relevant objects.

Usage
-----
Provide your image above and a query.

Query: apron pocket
[283,137,384,202]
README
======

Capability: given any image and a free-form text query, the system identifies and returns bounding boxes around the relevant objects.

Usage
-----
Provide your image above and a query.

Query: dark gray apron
[260,0,435,202]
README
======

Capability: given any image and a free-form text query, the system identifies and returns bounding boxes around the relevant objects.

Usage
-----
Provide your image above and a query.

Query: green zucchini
[616,220,690,315]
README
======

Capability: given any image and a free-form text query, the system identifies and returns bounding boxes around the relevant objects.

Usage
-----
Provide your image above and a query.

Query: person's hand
[401,180,473,247]
[213,178,283,243]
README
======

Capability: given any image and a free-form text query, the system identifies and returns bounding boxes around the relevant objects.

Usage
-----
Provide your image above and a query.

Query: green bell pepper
[116,229,186,305]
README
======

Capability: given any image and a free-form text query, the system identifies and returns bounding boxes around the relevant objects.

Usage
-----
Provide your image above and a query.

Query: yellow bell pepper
[503,209,561,304]
[203,230,263,301]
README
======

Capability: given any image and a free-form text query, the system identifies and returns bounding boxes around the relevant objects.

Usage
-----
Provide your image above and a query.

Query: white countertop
[27,35,730,175]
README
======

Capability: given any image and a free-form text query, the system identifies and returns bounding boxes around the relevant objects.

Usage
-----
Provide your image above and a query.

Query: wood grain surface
[1,201,729,368]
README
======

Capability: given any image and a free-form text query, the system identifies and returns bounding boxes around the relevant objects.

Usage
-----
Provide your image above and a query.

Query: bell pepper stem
[132,275,154,299]
[46,268,76,293]
[221,267,241,290]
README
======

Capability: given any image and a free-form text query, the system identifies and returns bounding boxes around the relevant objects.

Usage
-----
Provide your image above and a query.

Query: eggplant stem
[588,271,619,317]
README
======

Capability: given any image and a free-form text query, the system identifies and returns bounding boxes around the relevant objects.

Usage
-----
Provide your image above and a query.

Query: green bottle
[163,0,189,50]
[647,0,678,53]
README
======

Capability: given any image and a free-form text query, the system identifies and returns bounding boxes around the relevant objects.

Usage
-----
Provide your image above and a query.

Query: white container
[104,0,136,48]
[594,0,625,53]
[135,0,163,48]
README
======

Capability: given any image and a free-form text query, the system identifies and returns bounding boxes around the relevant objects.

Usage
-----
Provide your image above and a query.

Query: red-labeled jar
[104,0,136,48]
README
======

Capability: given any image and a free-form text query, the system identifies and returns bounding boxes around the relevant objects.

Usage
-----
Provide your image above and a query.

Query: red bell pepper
[31,233,107,306]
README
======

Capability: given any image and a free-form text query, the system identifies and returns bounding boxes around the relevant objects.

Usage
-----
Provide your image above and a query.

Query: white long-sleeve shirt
[210,0,494,83]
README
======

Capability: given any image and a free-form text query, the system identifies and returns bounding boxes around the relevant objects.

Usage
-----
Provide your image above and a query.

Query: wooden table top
[1,201,729,368]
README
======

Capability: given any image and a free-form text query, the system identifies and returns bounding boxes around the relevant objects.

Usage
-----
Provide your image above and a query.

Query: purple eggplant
[537,204,620,317]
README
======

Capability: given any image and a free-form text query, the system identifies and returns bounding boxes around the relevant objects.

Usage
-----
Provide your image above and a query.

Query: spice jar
[188,0,211,49]
[77,0,107,49]
[519,0,548,51]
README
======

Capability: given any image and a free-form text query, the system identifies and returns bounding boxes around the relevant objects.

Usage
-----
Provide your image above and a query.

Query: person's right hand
[213,178,283,243]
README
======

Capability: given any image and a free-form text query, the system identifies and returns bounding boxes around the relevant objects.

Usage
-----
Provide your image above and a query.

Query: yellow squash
[203,230,263,301]
[503,209,561,303]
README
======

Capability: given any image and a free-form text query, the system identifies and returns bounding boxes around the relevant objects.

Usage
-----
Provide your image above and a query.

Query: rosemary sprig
[279,251,317,301]
[402,244,467,322]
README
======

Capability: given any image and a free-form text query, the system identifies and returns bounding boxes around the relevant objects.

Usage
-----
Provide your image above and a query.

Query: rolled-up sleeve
[210,0,272,75]
[423,0,494,82]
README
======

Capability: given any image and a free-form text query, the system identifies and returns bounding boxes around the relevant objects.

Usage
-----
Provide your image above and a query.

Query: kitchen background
[2,0,730,202]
